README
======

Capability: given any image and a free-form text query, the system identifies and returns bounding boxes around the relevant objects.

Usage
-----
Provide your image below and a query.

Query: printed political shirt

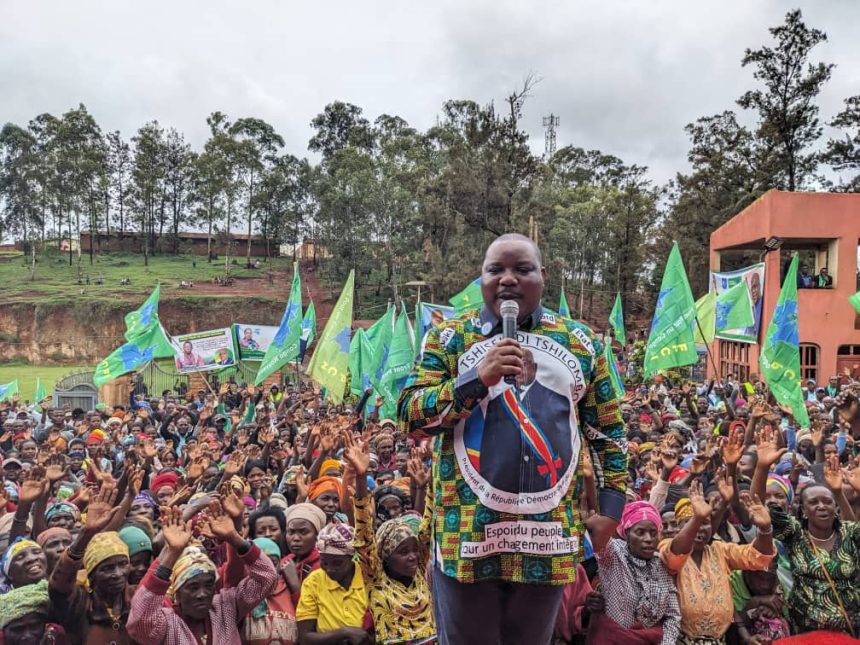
[398,306,627,585]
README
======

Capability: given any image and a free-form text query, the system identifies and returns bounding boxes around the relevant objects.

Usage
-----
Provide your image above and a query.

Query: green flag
[693,291,716,345]
[0,380,19,400]
[644,242,698,374]
[299,301,317,362]
[348,328,376,397]
[94,322,175,387]
[307,270,354,404]
[378,306,416,419]
[759,255,809,428]
[609,293,626,344]
[34,377,47,403]
[255,264,303,385]
[124,285,162,341]
[449,277,482,313]
[605,342,625,398]
[559,290,570,317]
[367,304,395,387]
[715,280,754,332]
[850,291,860,314]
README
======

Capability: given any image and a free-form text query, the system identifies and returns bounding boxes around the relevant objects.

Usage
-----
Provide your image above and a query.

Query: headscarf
[796,428,812,445]
[0,579,49,628]
[85,429,107,445]
[132,492,160,519]
[373,485,411,523]
[243,496,258,511]
[320,459,342,476]
[284,503,327,533]
[228,475,245,496]
[638,442,656,455]
[316,522,355,556]
[0,538,43,593]
[618,500,663,537]
[44,500,81,525]
[375,515,420,562]
[119,526,153,557]
[253,537,281,559]
[36,527,72,549]
[150,472,178,493]
[167,546,217,600]
[668,467,689,484]
[308,476,343,502]
[766,474,794,503]
[674,498,694,522]
[83,532,129,590]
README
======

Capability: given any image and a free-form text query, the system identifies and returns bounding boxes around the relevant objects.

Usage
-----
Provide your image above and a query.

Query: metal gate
[53,371,98,411]
[137,359,262,398]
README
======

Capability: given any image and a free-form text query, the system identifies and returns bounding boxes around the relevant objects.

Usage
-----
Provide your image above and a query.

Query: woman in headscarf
[344,432,435,644]
[118,525,153,590]
[149,471,179,506]
[242,537,297,645]
[587,500,680,644]
[307,475,347,523]
[127,502,277,644]
[372,484,411,525]
[44,501,81,531]
[282,503,327,605]
[0,537,47,594]
[36,527,72,576]
[128,491,160,526]
[48,482,134,644]
[0,579,65,644]
[659,481,774,645]
[295,522,370,644]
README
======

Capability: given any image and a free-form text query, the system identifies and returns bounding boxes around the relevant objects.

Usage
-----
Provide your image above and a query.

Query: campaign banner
[711,263,765,344]
[173,328,237,372]
[233,324,279,360]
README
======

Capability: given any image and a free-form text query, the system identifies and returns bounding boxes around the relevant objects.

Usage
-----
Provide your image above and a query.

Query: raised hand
[754,426,787,468]
[127,465,145,496]
[295,466,309,502]
[721,426,745,466]
[161,506,193,551]
[342,430,370,476]
[811,418,828,448]
[660,447,679,475]
[689,480,713,521]
[223,450,246,477]
[219,483,244,520]
[85,483,123,533]
[19,465,49,504]
[45,454,69,484]
[644,460,660,482]
[206,500,238,541]
[714,466,735,504]
[257,427,276,446]
[407,447,431,487]
[319,427,336,453]
[823,454,844,492]
[834,389,860,426]
[185,455,210,482]
[166,484,193,508]
[739,491,771,530]
[690,453,710,476]
[142,439,158,460]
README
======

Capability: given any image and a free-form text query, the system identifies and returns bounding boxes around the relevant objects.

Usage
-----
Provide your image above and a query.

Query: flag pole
[694,316,721,378]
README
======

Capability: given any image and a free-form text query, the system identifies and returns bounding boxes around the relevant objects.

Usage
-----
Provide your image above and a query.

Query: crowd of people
[1,373,858,644]
[0,237,859,644]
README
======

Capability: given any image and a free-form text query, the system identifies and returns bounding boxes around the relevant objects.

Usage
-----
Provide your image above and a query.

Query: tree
[106,131,132,235]
[228,118,284,266]
[823,95,860,192]
[738,9,833,190]
[162,128,195,253]
[0,124,41,248]
[131,121,167,266]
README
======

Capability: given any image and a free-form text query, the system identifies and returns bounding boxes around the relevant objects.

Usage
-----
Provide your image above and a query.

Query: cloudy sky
[2,1,858,184]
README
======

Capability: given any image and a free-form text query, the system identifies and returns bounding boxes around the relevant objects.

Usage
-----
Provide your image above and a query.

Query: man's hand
[584,591,605,614]
[477,339,523,387]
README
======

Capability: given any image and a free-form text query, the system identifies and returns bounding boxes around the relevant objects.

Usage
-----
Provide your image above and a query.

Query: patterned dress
[771,508,860,634]
[354,496,436,644]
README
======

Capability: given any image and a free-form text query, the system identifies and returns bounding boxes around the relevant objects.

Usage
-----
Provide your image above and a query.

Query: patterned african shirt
[397,306,628,585]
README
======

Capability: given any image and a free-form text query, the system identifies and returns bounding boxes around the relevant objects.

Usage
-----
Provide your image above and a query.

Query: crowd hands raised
[0,372,859,644]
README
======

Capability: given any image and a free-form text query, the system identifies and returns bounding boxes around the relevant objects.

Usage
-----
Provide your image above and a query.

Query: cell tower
[542,113,560,158]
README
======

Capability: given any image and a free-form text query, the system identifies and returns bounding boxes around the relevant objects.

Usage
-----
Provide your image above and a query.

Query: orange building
[708,190,860,385]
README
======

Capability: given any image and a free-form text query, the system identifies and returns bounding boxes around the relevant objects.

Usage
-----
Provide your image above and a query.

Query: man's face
[480,238,545,320]
[517,350,537,387]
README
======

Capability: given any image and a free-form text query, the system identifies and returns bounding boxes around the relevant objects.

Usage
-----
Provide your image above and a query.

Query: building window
[799,343,819,383]
[718,340,750,381]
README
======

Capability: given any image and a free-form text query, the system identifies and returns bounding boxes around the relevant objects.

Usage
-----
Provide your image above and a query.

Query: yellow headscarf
[82,532,129,591]
[167,546,217,600]
[674,498,694,522]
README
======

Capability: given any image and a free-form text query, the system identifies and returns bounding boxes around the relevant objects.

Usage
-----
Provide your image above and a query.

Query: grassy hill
[0,251,294,305]
[0,362,93,401]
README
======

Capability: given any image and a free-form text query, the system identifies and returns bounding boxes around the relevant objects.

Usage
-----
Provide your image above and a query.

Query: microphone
[500,299,519,385]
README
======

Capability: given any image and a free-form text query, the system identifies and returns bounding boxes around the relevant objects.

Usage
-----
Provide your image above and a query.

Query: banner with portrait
[711,263,765,344]
[173,328,237,372]
[233,324,279,360]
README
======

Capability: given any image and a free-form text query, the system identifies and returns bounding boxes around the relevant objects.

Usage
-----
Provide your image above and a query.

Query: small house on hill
[80,230,276,257]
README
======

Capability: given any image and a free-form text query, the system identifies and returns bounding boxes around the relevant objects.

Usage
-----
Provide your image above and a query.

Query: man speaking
[398,234,627,644]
